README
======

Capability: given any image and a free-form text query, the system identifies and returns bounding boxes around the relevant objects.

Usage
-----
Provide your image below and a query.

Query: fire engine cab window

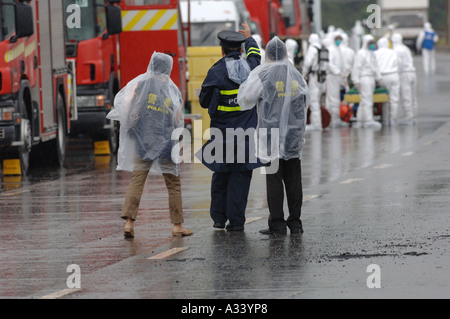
[124,0,170,6]
[1,4,15,40]
[191,22,236,47]
[64,0,106,42]
[281,0,297,28]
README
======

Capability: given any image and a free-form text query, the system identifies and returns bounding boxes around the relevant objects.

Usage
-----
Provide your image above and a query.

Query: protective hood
[285,38,298,63]
[392,33,403,47]
[424,22,433,32]
[226,57,251,85]
[266,36,288,62]
[362,34,375,50]
[377,37,389,49]
[107,52,184,175]
[309,33,320,46]
[148,52,173,76]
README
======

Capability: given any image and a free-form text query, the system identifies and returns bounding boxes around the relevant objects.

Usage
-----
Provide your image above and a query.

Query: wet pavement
[1,53,450,300]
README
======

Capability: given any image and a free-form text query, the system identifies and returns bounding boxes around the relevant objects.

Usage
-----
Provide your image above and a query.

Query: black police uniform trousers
[210,170,253,227]
[266,158,303,232]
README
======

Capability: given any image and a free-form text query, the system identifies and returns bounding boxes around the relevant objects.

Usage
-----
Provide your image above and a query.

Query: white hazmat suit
[107,52,184,175]
[253,34,266,64]
[237,37,310,162]
[326,33,347,128]
[302,33,323,131]
[351,34,382,129]
[341,33,355,82]
[416,22,439,75]
[392,33,418,125]
[375,37,400,124]
[351,20,365,52]
[285,38,298,65]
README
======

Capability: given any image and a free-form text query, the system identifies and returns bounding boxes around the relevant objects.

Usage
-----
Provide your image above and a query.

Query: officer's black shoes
[259,229,287,235]
[290,228,304,235]
[226,225,245,232]
[213,222,226,229]
[213,223,245,231]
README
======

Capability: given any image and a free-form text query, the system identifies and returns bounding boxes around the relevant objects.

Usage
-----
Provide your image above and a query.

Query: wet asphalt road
[1,53,450,300]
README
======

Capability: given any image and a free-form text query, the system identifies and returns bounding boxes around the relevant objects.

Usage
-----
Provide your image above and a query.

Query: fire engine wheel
[19,117,32,174]
[49,94,67,167]
[93,121,118,156]
[108,121,119,155]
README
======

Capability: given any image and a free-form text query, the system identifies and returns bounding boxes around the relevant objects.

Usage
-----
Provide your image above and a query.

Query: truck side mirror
[14,2,34,41]
[106,5,122,35]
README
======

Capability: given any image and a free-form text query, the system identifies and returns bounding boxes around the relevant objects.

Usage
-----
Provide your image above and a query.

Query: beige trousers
[121,158,184,224]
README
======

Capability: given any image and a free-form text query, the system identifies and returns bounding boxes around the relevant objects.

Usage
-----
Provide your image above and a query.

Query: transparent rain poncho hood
[226,56,251,85]
[237,37,310,162]
[106,52,184,175]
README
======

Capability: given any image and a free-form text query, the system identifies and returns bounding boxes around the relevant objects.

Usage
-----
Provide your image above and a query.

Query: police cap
[218,30,246,48]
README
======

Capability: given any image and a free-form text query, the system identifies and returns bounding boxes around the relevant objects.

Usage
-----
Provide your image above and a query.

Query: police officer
[198,22,262,231]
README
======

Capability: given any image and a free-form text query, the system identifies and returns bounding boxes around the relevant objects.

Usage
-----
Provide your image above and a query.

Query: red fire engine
[243,0,286,45]
[0,0,72,175]
[64,0,122,153]
[118,0,188,103]
[244,0,311,44]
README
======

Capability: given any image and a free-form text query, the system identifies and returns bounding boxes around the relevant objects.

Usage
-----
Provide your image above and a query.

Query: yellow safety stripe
[217,105,242,112]
[4,43,24,63]
[247,47,261,58]
[220,89,239,96]
[122,9,178,32]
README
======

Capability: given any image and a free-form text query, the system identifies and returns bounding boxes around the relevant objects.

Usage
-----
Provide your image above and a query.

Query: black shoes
[259,229,287,235]
[213,222,226,229]
[259,227,303,235]
[213,223,244,232]
[226,225,245,232]
[291,227,304,235]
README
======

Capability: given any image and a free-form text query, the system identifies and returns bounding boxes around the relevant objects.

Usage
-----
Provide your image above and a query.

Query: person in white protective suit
[375,37,400,125]
[392,33,418,125]
[340,32,355,89]
[107,52,193,239]
[326,33,348,128]
[253,34,266,64]
[302,33,324,131]
[351,34,382,129]
[351,20,365,52]
[326,25,336,43]
[416,22,439,75]
[285,38,298,65]
[237,37,310,235]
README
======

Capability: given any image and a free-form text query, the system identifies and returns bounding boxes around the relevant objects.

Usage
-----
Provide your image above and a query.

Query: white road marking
[401,152,414,157]
[40,288,81,299]
[340,178,364,185]
[374,163,392,169]
[303,195,319,202]
[0,190,31,197]
[148,247,189,260]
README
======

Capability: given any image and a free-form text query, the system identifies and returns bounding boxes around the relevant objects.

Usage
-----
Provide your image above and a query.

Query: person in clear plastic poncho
[107,52,193,239]
[237,37,310,235]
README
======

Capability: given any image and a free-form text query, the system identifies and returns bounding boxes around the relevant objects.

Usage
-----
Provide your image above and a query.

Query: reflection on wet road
[1,54,450,299]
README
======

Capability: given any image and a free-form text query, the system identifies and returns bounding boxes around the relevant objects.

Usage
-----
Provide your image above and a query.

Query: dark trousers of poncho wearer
[210,170,253,227]
[266,158,303,231]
